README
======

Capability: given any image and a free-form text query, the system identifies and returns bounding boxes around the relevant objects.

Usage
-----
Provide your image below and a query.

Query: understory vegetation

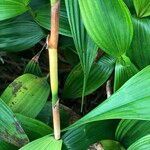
[0,0,150,150]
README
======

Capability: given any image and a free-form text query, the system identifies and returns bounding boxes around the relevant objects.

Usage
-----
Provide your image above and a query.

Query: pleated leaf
[115,120,150,148]
[127,135,150,150]
[20,135,62,150]
[67,66,150,129]
[0,21,45,52]
[16,114,53,141]
[114,55,138,91]
[63,55,115,98]
[128,17,150,69]
[65,0,98,109]
[1,74,50,118]
[62,120,119,150]
[0,0,30,21]
[34,3,71,37]
[133,0,150,18]
[0,99,29,147]
[78,0,133,57]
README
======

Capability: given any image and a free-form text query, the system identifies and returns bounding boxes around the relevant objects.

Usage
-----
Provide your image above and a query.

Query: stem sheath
[48,0,61,140]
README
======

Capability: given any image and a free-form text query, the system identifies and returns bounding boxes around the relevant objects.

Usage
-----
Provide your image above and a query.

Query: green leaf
[0,140,17,150]
[65,0,98,110]
[127,17,150,69]
[114,55,138,91]
[0,0,30,21]
[1,74,50,118]
[0,21,45,52]
[24,52,43,77]
[62,120,119,150]
[34,3,71,37]
[100,140,125,150]
[115,120,150,148]
[63,55,115,98]
[67,66,150,129]
[37,102,80,129]
[133,0,150,18]
[127,135,150,150]
[0,99,29,147]
[78,0,133,57]
[19,135,62,150]
[16,113,53,141]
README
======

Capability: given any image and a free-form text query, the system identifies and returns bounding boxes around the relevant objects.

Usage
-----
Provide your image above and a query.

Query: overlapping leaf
[0,99,29,147]
[0,21,45,52]
[63,55,115,98]
[114,55,138,91]
[127,135,150,150]
[16,114,53,140]
[0,0,30,21]
[78,0,133,57]
[116,120,150,148]
[128,17,150,69]
[65,0,98,109]
[34,2,71,36]
[1,74,50,118]
[66,66,150,129]
[62,120,119,150]
[133,0,150,17]
[20,135,62,150]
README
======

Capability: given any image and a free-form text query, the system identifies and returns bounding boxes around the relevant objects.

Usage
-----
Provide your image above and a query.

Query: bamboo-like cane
[48,0,61,140]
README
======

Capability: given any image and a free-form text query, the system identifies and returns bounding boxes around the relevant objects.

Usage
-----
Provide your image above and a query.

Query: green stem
[48,0,60,140]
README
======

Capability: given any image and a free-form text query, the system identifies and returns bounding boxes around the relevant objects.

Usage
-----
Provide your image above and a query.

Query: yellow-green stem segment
[48,0,60,140]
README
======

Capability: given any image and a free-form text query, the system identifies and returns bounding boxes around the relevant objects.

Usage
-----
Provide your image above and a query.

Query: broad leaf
[1,74,50,118]
[78,0,133,57]
[0,0,30,21]
[67,66,150,129]
[128,17,150,69]
[34,3,71,37]
[62,120,119,150]
[0,99,29,147]
[114,55,138,91]
[16,114,53,141]
[0,21,45,52]
[63,55,115,98]
[115,120,150,148]
[133,0,150,17]
[127,135,150,150]
[20,135,62,150]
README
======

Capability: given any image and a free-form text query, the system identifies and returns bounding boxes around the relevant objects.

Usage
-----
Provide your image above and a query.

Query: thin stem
[106,79,112,98]
[48,0,61,140]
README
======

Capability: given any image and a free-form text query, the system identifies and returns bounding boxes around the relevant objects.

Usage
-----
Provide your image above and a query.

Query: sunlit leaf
[78,0,133,57]
[1,74,50,118]
[133,0,150,17]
